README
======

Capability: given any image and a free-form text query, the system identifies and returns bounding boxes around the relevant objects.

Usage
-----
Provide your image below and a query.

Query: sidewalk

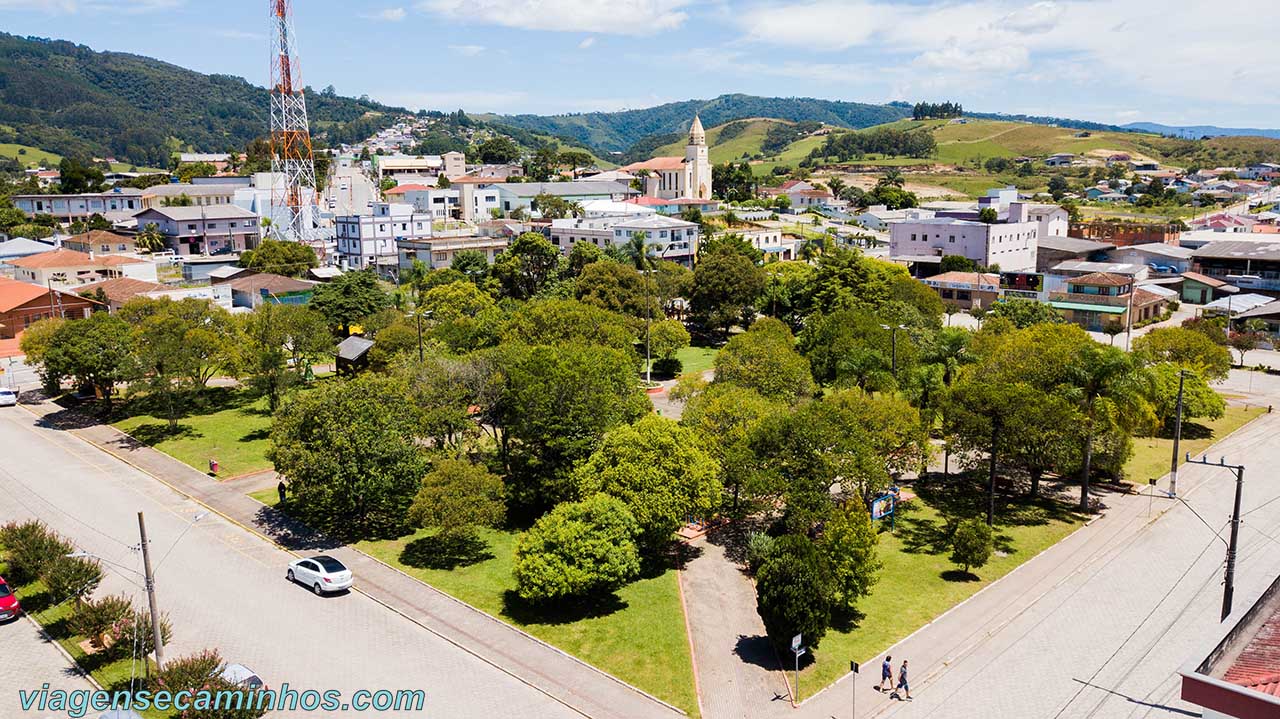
[22,399,684,719]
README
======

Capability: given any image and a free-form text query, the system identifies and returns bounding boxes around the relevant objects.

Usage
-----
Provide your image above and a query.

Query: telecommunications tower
[268,0,318,243]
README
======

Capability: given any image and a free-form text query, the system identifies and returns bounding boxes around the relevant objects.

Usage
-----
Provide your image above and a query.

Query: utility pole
[1169,369,1188,497]
[880,324,906,377]
[137,512,165,669]
[1183,455,1246,621]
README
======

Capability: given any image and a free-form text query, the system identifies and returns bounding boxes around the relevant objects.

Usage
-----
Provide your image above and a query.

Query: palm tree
[828,177,847,199]
[928,327,972,388]
[135,223,166,253]
[624,232,663,384]
[1061,345,1155,511]
[879,169,906,189]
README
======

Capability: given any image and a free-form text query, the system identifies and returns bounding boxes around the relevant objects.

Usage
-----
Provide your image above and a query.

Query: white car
[0,389,17,407]
[287,555,353,595]
[219,663,266,690]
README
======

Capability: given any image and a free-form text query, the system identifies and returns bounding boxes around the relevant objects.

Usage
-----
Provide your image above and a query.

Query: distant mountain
[1123,122,1280,140]
[486,94,912,154]
[0,33,403,168]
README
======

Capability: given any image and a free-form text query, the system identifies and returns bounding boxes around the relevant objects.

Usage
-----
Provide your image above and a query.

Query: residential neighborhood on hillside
[3,4,1280,719]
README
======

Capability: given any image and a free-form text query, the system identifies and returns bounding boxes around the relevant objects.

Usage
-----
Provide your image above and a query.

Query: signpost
[792,634,805,704]
[850,661,860,718]
[871,491,897,531]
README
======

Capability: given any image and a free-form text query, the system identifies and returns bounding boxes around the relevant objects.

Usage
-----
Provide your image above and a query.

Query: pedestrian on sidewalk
[878,655,893,692]
[277,479,288,504]
[896,660,911,701]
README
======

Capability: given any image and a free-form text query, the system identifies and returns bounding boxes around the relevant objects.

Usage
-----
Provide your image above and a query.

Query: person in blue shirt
[897,659,912,700]
[878,655,892,692]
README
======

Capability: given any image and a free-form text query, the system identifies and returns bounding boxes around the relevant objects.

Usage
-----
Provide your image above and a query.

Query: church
[619,115,713,201]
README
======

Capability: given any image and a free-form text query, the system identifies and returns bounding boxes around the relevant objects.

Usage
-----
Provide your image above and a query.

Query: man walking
[897,659,911,701]
[277,479,288,505]
[878,655,893,692]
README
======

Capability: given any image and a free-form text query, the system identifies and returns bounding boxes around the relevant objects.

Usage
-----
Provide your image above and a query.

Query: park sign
[870,493,895,521]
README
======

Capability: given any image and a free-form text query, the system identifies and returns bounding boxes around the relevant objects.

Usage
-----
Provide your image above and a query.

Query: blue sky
[2,0,1278,127]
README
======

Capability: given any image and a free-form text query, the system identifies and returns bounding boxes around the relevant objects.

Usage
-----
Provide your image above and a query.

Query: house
[1107,243,1195,275]
[335,203,434,271]
[383,184,462,219]
[0,277,100,343]
[372,152,466,182]
[225,272,315,309]
[1191,240,1280,295]
[76,276,233,311]
[790,188,837,209]
[889,209,1041,272]
[306,266,343,282]
[1189,213,1257,233]
[0,237,56,263]
[581,200,657,218]
[140,183,243,210]
[854,206,935,232]
[1180,571,1280,719]
[8,249,156,289]
[1044,153,1076,167]
[336,335,375,375]
[489,181,638,217]
[1129,160,1161,172]
[180,255,241,283]
[1106,153,1132,164]
[11,188,144,221]
[548,214,699,266]
[1240,162,1280,180]
[397,235,510,274]
[1047,272,1167,331]
[760,180,815,199]
[60,230,140,256]
[922,272,1001,310]
[616,115,713,201]
[1046,260,1149,291]
[733,228,799,261]
[132,206,260,256]
[622,196,719,215]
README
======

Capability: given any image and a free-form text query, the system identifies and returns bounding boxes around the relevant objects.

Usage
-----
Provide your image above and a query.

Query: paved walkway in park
[17,399,684,719]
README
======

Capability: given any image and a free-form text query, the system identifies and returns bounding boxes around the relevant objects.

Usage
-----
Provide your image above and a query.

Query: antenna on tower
[269,0,318,244]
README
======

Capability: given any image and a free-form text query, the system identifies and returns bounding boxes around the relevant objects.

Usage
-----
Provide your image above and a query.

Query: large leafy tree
[512,493,642,603]
[490,232,563,300]
[820,504,880,612]
[681,384,783,516]
[987,299,1064,329]
[408,458,505,540]
[1133,327,1232,382]
[418,280,502,353]
[575,415,721,551]
[802,248,901,317]
[238,239,319,277]
[1147,363,1224,429]
[38,311,134,409]
[269,374,427,538]
[714,318,813,403]
[501,298,637,356]
[755,535,836,653]
[309,270,391,335]
[798,308,914,392]
[575,260,656,319]
[235,304,333,411]
[690,244,764,336]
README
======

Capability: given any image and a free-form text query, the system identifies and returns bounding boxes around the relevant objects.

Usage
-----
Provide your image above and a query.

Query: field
[0,142,62,168]
[111,387,276,478]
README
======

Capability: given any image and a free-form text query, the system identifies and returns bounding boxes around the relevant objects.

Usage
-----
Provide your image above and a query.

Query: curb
[23,615,103,691]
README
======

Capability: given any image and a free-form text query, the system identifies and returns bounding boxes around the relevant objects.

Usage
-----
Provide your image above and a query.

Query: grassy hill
[645,118,827,163]
[487,94,911,153]
[0,32,404,168]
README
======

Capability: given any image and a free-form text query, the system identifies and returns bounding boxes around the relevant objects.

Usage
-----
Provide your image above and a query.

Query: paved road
[794,372,1280,718]
[0,618,97,718]
[0,406,583,719]
[325,161,377,217]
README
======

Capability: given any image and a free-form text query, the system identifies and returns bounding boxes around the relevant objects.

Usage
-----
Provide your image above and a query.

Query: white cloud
[448,44,486,56]
[416,0,691,35]
[364,7,407,21]
[578,37,596,49]
[915,43,1029,74]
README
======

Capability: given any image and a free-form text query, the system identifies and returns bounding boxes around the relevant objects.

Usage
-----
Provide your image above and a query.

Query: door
[296,561,318,584]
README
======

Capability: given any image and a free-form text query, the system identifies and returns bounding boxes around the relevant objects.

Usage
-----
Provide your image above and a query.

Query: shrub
[651,357,683,378]
[42,555,103,605]
[69,594,134,650]
[115,609,173,660]
[745,532,777,575]
[755,535,836,652]
[950,518,994,575]
[513,494,642,603]
[0,520,72,583]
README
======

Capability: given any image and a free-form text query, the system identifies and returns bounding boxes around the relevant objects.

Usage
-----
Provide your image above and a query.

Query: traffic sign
[791,634,802,652]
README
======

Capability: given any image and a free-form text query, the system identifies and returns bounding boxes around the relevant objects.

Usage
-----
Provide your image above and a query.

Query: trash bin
[209,459,219,475]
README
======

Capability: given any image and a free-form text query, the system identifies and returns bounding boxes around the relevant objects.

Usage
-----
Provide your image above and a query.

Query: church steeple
[689,115,706,146]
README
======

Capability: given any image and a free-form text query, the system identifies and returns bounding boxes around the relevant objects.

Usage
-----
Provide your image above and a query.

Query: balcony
[1048,291,1130,307]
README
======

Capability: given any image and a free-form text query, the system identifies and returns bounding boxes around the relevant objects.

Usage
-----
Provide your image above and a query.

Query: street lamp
[879,324,907,377]
[413,309,434,362]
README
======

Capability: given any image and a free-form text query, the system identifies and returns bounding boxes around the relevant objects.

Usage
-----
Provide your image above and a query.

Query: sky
[2,0,1278,128]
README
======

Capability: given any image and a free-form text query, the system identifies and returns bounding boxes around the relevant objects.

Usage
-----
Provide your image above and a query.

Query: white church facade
[619,115,713,201]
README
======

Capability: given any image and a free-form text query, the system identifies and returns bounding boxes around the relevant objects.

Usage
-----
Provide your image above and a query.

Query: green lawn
[357,528,699,717]
[676,345,718,375]
[1125,404,1264,483]
[0,142,62,168]
[797,483,1085,699]
[111,387,274,478]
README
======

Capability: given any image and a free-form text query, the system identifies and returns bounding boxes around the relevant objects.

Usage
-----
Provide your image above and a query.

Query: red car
[0,576,21,622]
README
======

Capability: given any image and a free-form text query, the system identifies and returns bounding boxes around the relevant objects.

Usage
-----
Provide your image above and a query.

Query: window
[208,223,217,229]
[948,235,955,243]
[910,234,917,242]
[187,224,198,231]
[100,245,109,252]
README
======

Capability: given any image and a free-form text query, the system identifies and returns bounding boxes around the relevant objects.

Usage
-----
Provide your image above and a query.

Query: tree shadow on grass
[831,605,867,634]
[239,428,270,443]
[501,590,628,626]
[125,422,199,447]
[399,533,494,570]
[941,569,982,583]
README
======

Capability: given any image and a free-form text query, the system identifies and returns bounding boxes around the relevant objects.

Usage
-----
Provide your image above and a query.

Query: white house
[1044,153,1076,167]
[133,206,261,256]
[854,206,935,232]
[549,214,700,266]
[489,181,637,217]
[889,212,1040,271]
[383,184,462,219]
[12,188,144,221]
[8,248,157,289]
[335,203,433,270]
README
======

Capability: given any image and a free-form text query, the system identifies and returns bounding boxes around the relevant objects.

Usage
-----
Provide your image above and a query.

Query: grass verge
[111,387,275,478]
[1124,404,1265,483]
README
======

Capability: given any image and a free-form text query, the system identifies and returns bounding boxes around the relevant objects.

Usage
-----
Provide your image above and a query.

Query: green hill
[0,32,403,168]
[485,94,911,154]
[646,118,833,164]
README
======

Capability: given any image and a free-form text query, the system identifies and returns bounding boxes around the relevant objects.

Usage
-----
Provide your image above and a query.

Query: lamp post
[879,324,907,377]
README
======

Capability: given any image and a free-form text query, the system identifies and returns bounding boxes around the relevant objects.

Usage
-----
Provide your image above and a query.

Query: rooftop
[493,181,635,198]
[0,277,56,313]
[618,157,686,172]
[1069,272,1132,287]
[8,248,147,270]
[76,277,168,304]
[383,184,441,195]
[1181,573,1280,717]
[1193,240,1280,263]
[1051,260,1146,275]
[227,273,315,295]
[924,272,1000,287]
[1203,293,1276,313]
[138,205,258,221]
[337,335,375,362]
[143,183,243,197]
[1120,242,1195,259]
[1039,236,1115,254]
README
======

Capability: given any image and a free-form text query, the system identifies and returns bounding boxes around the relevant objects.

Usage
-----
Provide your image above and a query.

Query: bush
[950,518,994,575]
[651,357,683,378]
[755,535,836,653]
[69,594,134,651]
[42,555,103,605]
[512,494,642,603]
[116,609,173,660]
[745,532,776,575]
[157,649,268,719]
[0,520,72,583]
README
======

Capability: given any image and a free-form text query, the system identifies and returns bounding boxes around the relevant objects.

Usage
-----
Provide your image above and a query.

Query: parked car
[0,576,22,621]
[218,663,266,690]
[99,711,144,719]
[287,555,353,595]
[0,388,17,407]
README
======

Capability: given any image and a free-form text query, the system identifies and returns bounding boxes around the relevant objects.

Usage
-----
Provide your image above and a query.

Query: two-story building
[383,184,463,219]
[549,214,700,266]
[397,235,511,275]
[335,203,433,270]
[11,188,144,221]
[489,181,638,217]
[59,230,140,256]
[889,213,1040,272]
[1047,272,1167,331]
[140,183,243,210]
[132,206,261,256]
[1191,240,1280,296]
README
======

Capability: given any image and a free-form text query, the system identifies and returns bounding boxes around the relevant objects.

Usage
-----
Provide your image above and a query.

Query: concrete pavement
[0,402,680,718]
[0,617,97,718]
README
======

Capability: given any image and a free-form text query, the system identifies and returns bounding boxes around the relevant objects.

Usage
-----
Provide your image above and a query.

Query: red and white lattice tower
[268,0,317,243]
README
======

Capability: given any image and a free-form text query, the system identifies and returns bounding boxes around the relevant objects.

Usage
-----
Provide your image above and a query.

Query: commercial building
[335,202,433,270]
[548,214,699,266]
[1047,272,1167,331]
[1192,240,1280,295]
[132,206,261,256]
[371,152,466,182]
[922,271,1001,310]
[397,235,510,274]
[889,211,1039,272]
[140,183,242,210]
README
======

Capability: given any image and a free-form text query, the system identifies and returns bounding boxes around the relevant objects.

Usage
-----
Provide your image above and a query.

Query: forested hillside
[489,94,911,154]
[0,33,402,167]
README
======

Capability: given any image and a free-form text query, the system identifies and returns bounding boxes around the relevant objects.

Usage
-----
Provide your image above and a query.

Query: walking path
[1,618,98,717]
[19,399,684,719]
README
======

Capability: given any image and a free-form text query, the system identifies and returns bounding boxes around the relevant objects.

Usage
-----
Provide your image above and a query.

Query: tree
[476,136,521,164]
[1148,363,1224,429]
[450,249,489,280]
[978,207,998,224]
[575,260,654,319]
[68,594,132,651]
[988,298,1064,329]
[714,318,813,403]
[38,312,134,409]
[19,317,66,392]
[490,232,562,300]
[502,298,638,355]
[950,518,994,575]
[1228,329,1261,366]
[512,494,642,603]
[269,374,426,538]
[408,458,505,539]
[309,270,390,335]
[712,162,756,201]
[681,384,782,516]
[755,535,836,653]
[939,255,977,273]
[820,504,880,611]
[42,554,103,606]
[566,242,606,277]
[1133,327,1232,381]
[648,319,690,362]
[58,157,104,194]
[1048,175,1068,200]
[532,193,582,219]
[238,239,319,277]
[799,308,912,392]
[134,222,167,252]
[1101,319,1125,345]
[235,304,332,411]
[417,280,501,353]
[575,415,721,551]
[158,649,266,719]
[690,246,765,336]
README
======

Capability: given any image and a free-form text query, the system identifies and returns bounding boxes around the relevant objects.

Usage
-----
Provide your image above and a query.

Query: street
[0,406,582,719]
